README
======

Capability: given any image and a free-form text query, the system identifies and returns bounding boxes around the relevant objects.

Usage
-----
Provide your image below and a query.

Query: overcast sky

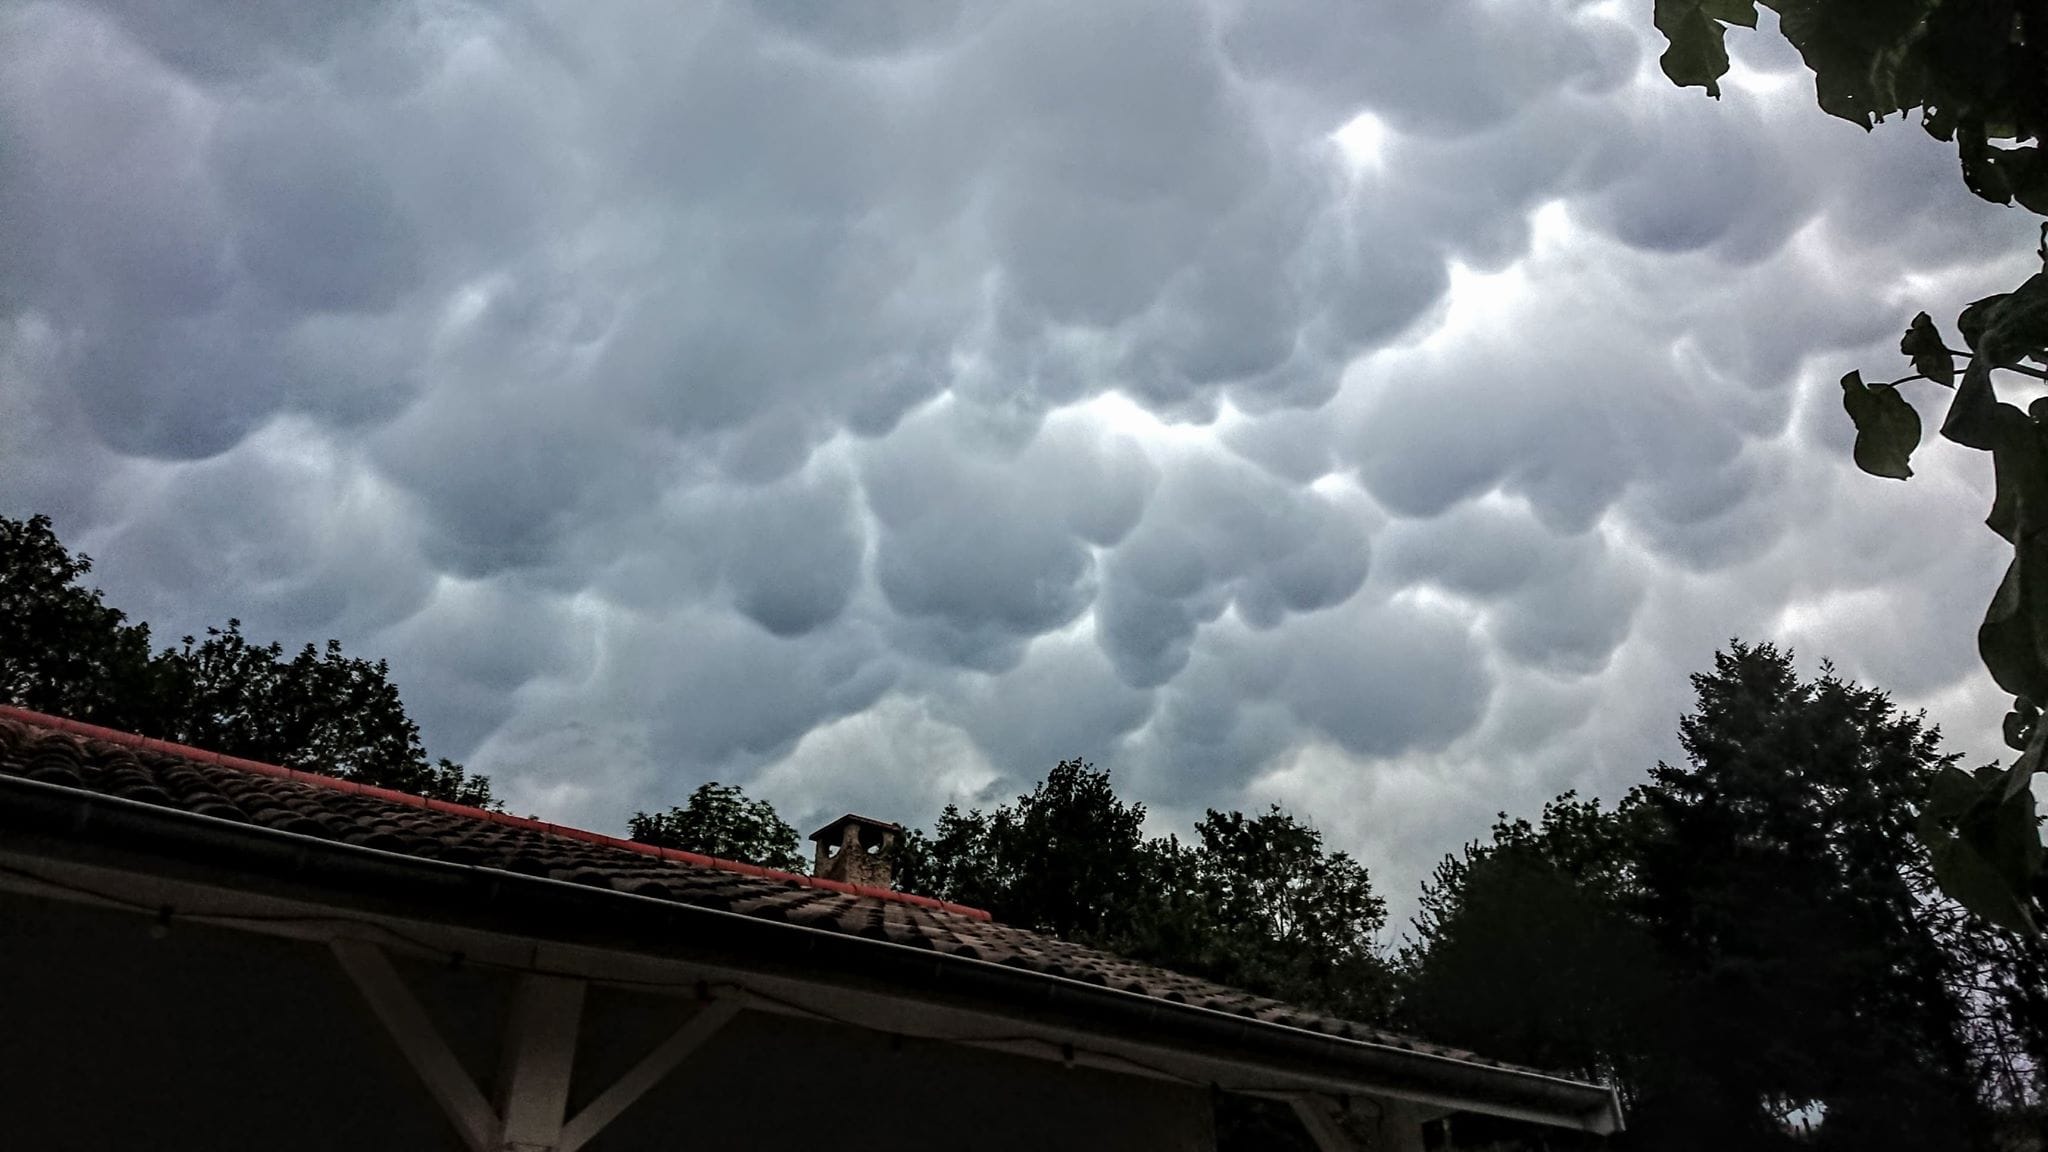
[1,0,2036,926]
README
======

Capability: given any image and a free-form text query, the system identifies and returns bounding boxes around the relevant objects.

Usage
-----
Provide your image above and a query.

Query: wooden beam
[1291,1095,1363,1152]
[1379,1100,1428,1152]
[497,974,586,1151]
[557,999,740,1152]
[331,939,499,1152]
[1287,1095,1431,1152]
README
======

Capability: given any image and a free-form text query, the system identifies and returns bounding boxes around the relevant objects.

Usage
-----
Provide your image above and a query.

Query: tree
[0,513,495,807]
[892,759,1153,942]
[893,764,1392,1152]
[150,622,498,807]
[1401,644,2025,1149]
[1654,0,2048,930]
[0,514,163,730]
[1916,872,2048,1126]
[887,803,1005,912]
[1167,806,1392,1020]
[894,762,1395,1018]
[1402,796,1669,1093]
[1628,643,1982,1149]
[628,781,806,872]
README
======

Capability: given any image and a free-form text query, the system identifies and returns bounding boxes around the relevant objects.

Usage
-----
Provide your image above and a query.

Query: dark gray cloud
[1097,449,1372,686]
[218,112,424,312]
[0,0,2033,921]
[861,405,1155,669]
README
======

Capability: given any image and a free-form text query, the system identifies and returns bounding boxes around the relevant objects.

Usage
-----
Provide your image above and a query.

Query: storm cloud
[2,0,2034,921]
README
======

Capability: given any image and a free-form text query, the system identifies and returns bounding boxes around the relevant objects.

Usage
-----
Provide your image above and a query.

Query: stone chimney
[807,813,903,888]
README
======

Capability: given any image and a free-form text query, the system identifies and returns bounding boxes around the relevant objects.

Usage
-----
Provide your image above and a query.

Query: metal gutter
[0,772,1624,1134]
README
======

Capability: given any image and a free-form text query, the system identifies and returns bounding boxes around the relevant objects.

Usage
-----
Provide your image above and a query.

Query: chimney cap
[806,812,905,843]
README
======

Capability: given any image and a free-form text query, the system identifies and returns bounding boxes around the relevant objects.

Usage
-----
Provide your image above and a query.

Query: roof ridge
[0,704,990,921]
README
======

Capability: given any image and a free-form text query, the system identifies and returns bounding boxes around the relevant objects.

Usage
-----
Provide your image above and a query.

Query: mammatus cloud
[2,0,2035,923]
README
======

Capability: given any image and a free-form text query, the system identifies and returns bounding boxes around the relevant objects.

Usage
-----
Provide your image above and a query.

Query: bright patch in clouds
[1331,110,1389,170]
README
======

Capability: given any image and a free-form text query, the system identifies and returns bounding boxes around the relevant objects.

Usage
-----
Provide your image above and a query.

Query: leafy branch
[1656,0,2048,932]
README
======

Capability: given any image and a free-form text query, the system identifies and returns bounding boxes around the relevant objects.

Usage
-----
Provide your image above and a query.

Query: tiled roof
[0,705,1517,1070]
[808,812,905,841]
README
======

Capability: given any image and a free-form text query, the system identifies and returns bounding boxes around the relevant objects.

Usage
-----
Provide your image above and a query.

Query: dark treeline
[8,511,2047,1148]
[1,513,494,805]
[1401,647,2048,1151]
[889,764,1395,1025]
[640,650,2048,1150]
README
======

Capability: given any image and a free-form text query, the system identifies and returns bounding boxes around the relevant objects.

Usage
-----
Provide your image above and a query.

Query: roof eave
[0,773,1622,1135]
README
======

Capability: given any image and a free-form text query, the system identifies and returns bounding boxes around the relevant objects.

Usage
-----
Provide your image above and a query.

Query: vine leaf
[1900,312,1955,387]
[1841,371,1920,479]
[1984,414,2048,545]
[1978,546,2048,702]
[1942,356,2026,454]
[2002,698,2039,752]
[1772,1,1921,130]
[1927,817,2040,936]
[1979,272,2048,368]
[1942,286,2048,542]
[1920,765,2044,936]
[1962,137,2048,215]
[1697,0,1756,21]
[2001,724,2044,800]
[1654,0,1754,95]
[1959,293,2012,352]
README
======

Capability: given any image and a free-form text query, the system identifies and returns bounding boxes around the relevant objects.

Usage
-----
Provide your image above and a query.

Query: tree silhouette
[1405,643,2023,1148]
[1,513,494,806]
[628,781,806,871]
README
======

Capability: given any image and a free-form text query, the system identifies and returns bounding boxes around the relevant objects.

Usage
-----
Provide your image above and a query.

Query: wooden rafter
[331,939,740,1152]
[331,939,499,1152]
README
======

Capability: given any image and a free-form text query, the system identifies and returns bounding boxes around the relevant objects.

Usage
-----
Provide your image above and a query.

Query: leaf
[1985,416,2048,544]
[1980,272,2048,369]
[1959,293,2012,352]
[1999,710,2048,800]
[1841,371,1921,479]
[1930,831,2039,935]
[2004,698,2039,753]
[1699,0,1758,27]
[1961,128,2016,205]
[1984,785,2045,883]
[2009,146,2048,216]
[1900,312,1955,387]
[1942,357,2025,453]
[1979,544,2048,703]
[1924,765,1986,827]
[1774,0,1925,130]
[1921,757,2044,936]
[1922,103,1958,143]
[1656,0,1733,96]
[1959,136,2048,214]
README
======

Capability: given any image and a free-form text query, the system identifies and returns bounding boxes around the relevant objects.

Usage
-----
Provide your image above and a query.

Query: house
[0,705,1623,1150]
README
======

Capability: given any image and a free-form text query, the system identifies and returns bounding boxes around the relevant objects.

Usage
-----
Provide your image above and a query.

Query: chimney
[807,813,903,888]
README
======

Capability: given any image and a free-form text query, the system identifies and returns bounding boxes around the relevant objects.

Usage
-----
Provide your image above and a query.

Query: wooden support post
[332,938,742,1152]
[1289,1095,1429,1152]
[497,974,587,1152]
[1291,1095,1363,1152]
[558,999,739,1152]
[1379,1100,1428,1152]
[332,940,499,1152]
